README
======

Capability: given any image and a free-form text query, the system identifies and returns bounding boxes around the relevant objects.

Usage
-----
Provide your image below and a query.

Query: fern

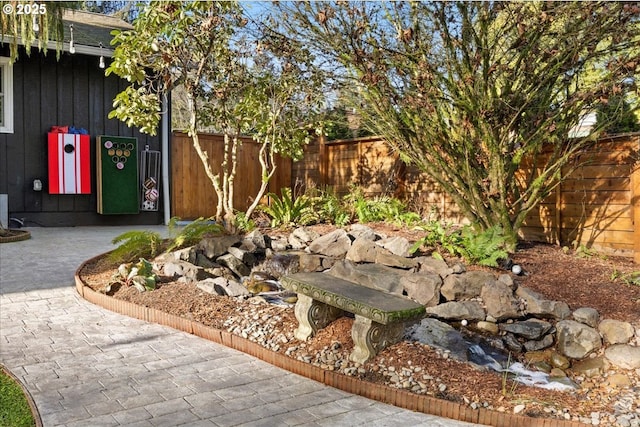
[261,188,313,227]
[459,225,510,267]
[410,221,464,256]
[109,230,163,263]
[310,187,351,226]
[165,216,223,252]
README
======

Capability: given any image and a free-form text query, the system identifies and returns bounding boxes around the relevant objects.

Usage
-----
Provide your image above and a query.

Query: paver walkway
[0,226,486,427]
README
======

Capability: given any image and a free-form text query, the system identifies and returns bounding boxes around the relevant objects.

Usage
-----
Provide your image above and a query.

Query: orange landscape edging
[74,254,589,427]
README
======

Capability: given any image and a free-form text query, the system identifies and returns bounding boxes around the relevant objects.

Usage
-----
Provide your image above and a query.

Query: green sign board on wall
[97,136,139,214]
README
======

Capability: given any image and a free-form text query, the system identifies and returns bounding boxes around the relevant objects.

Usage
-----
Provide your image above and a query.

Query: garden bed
[78,224,640,426]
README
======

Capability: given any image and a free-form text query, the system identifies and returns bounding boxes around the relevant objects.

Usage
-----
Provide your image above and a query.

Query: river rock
[424,301,486,321]
[499,319,553,340]
[261,254,300,278]
[348,224,379,241]
[598,319,635,344]
[297,253,325,272]
[197,277,249,297]
[572,307,600,328]
[292,226,321,244]
[604,344,640,369]
[400,272,442,307]
[406,318,469,361]
[308,229,352,258]
[326,260,408,295]
[550,352,571,370]
[571,356,607,377]
[227,246,257,267]
[607,373,632,388]
[556,320,602,359]
[243,229,269,251]
[441,271,495,301]
[375,236,412,257]
[345,238,415,269]
[475,321,499,335]
[198,235,241,259]
[414,257,451,278]
[163,260,211,283]
[523,334,554,352]
[217,253,251,278]
[481,280,521,321]
[516,286,571,319]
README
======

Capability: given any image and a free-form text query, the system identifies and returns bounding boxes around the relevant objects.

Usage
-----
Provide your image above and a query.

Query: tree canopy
[107,1,326,227]
[0,1,77,63]
[270,1,640,248]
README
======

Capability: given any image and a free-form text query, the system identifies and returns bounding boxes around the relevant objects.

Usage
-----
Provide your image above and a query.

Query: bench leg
[293,294,344,341]
[350,315,404,364]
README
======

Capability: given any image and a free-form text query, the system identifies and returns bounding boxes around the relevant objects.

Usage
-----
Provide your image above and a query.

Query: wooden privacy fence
[519,135,639,259]
[292,134,640,262]
[170,132,291,219]
[172,132,640,262]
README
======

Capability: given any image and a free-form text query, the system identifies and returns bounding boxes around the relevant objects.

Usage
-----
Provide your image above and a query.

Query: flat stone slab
[281,272,425,325]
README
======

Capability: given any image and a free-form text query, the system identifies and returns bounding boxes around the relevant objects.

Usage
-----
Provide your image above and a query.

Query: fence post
[555,177,563,246]
[318,134,327,187]
[632,145,640,264]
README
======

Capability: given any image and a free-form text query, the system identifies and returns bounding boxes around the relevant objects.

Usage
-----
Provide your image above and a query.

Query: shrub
[410,221,464,257]
[458,225,510,267]
[307,186,351,226]
[234,210,256,232]
[112,258,157,292]
[410,222,509,267]
[165,216,223,252]
[343,186,420,226]
[109,229,164,263]
[261,187,314,227]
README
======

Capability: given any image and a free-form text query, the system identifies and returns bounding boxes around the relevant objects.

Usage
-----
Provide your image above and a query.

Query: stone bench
[281,272,426,364]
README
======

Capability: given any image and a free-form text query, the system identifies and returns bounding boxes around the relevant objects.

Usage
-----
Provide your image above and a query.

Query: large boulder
[347,224,379,241]
[288,227,321,250]
[598,319,635,345]
[481,280,521,321]
[424,301,486,322]
[196,277,249,297]
[441,271,495,301]
[406,318,469,362]
[604,344,640,369]
[346,238,416,269]
[414,256,452,278]
[198,235,242,259]
[516,286,571,320]
[400,272,442,307]
[216,253,251,278]
[572,307,600,328]
[307,229,352,258]
[556,320,602,359]
[375,236,412,257]
[163,260,212,283]
[499,319,553,340]
[326,260,408,295]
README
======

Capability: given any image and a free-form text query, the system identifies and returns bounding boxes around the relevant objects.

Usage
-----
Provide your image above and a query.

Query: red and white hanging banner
[48,133,91,194]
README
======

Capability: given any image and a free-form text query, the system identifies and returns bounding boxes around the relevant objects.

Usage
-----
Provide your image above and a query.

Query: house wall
[0,46,163,226]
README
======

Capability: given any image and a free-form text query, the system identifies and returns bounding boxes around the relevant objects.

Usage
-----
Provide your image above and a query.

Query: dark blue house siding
[0,46,163,226]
